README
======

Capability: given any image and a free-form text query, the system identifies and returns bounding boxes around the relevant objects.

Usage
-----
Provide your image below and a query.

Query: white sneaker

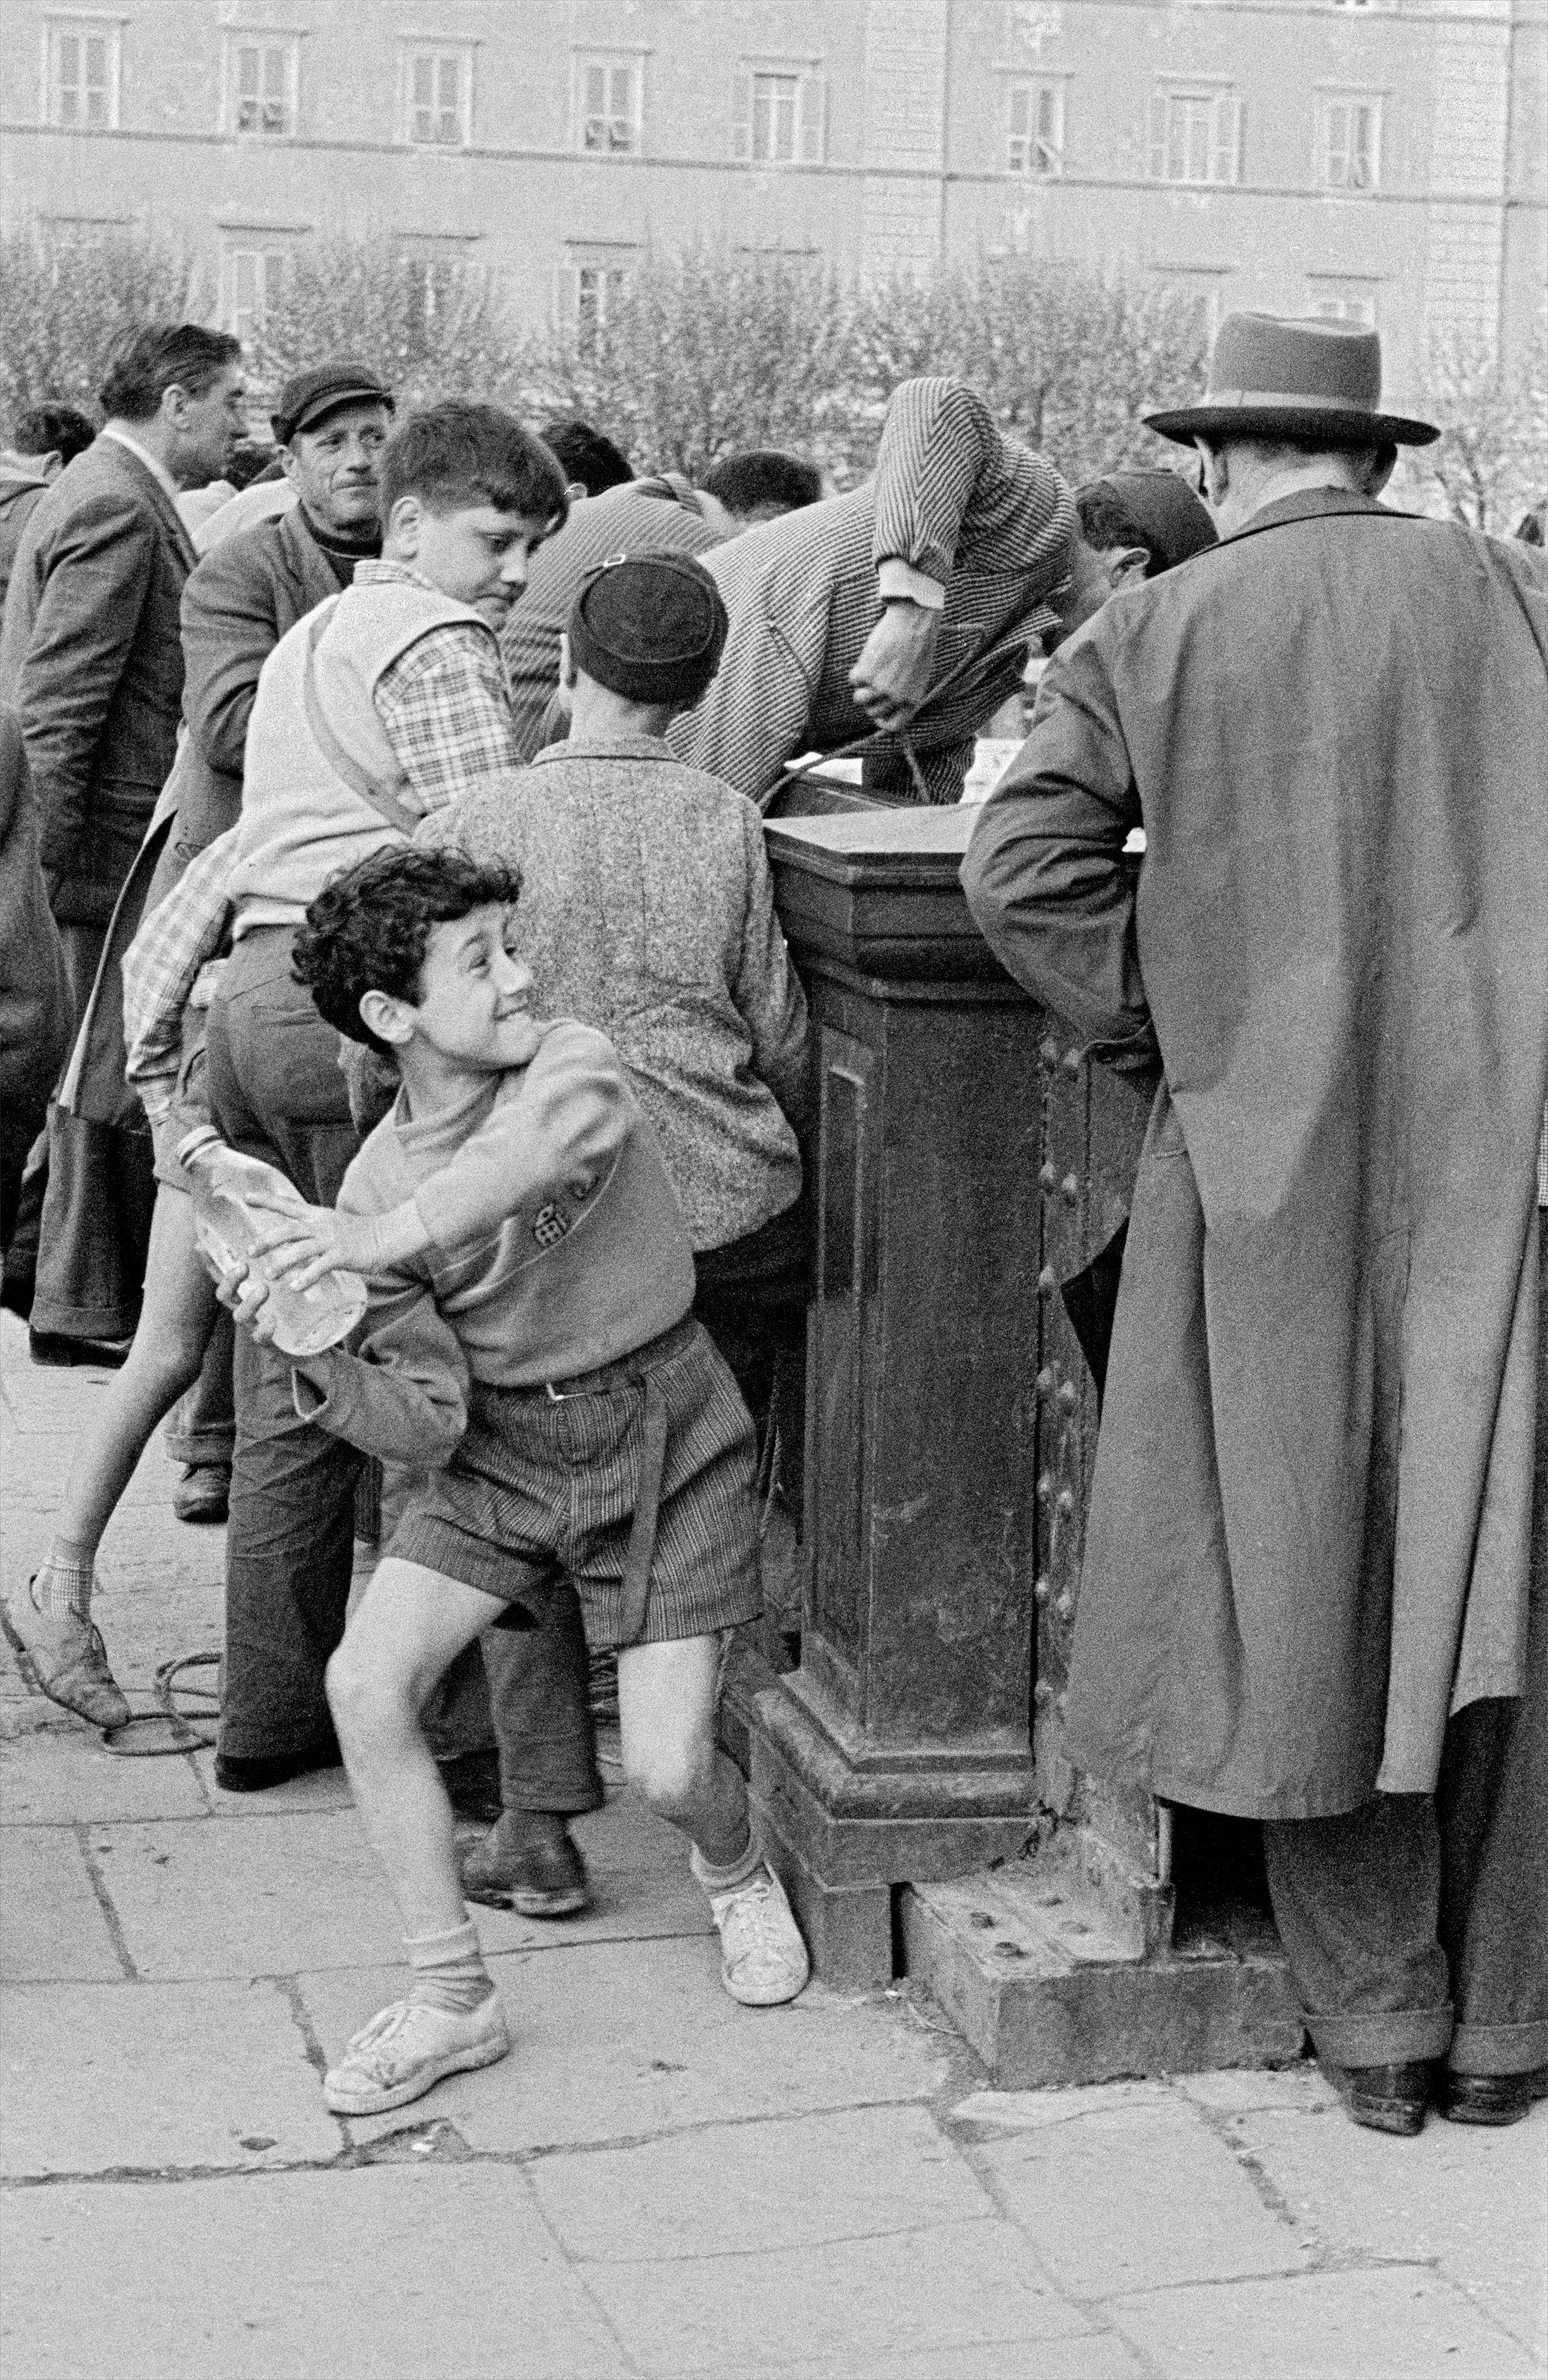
[322,1993,510,2115]
[702,1860,811,2007]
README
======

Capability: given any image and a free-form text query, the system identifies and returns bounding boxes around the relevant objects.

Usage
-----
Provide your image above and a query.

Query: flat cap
[568,552,729,706]
[271,361,394,447]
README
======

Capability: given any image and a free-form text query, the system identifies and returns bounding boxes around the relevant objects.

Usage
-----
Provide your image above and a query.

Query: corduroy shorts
[390,1317,762,1648]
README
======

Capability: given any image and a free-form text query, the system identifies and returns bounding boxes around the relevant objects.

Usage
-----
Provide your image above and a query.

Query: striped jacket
[670,378,1075,805]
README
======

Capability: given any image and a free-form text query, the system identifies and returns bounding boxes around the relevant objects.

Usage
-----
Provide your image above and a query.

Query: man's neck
[301,503,381,557]
[103,415,188,491]
[1219,460,1367,537]
[566,679,679,745]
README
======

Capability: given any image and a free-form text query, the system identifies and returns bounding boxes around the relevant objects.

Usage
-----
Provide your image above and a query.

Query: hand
[848,601,941,732]
[244,1193,365,1293]
[212,1255,280,1346]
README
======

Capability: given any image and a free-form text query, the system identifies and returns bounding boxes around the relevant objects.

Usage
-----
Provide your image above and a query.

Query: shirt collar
[100,423,183,509]
[532,733,680,766]
[353,558,445,595]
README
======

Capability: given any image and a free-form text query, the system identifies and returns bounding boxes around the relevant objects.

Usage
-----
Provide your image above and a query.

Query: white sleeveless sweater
[228,575,496,938]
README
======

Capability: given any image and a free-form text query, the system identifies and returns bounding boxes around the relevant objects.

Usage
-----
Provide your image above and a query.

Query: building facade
[2,0,1543,403]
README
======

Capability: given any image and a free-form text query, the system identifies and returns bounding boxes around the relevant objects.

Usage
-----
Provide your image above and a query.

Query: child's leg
[321,1556,514,2115]
[618,1634,809,2007]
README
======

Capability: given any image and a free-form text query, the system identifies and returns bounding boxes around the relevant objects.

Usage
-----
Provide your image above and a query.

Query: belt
[526,1312,696,1405]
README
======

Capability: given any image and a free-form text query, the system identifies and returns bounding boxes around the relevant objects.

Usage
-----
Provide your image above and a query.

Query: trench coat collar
[95,430,199,572]
[1226,486,1402,547]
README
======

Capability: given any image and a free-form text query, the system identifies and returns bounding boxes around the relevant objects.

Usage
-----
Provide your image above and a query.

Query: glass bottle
[178,1126,367,1358]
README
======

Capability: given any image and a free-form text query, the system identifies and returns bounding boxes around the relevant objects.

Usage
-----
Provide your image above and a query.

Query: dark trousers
[692,1193,811,1507]
[1262,1231,1548,2078]
[163,1311,236,1469]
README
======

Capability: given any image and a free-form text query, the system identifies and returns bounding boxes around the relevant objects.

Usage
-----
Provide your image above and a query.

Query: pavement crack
[72,1821,138,1979]
[271,1973,334,2088]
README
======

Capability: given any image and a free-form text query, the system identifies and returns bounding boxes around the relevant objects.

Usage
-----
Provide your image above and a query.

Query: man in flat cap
[963,313,1548,2134]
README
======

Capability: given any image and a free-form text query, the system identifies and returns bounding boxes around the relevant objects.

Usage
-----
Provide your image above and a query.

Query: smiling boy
[224,845,809,2112]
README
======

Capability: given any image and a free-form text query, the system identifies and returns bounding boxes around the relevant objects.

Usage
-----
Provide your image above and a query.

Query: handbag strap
[302,606,422,838]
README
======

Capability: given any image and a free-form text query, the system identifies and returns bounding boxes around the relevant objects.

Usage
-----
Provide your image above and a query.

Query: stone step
[901,1863,1305,2088]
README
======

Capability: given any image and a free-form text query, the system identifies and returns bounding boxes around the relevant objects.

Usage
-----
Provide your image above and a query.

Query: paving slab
[971,2094,1311,2295]
[1176,2062,1335,2113]
[580,2214,1095,2376]
[0,2164,631,2380]
[1220,2093,1548,2362]
[772,2346,1147,2380]
[82,1807,403,1978]
[530,2100,990,2262]
[0,1827,124,1982]
[1109,2262,1544,2379]
[309,1939,949,2154]
[0,1735,207,1824]
[0,1976,341,2175]
[192,1752,356,1816]
[949,2079,1174,2132]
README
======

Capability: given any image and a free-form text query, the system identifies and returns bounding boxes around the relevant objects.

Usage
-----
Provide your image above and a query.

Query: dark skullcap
[567,551,729,705]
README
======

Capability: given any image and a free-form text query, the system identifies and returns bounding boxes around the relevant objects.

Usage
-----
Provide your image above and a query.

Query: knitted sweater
[292,1018,694,1465]
[420,734,807,1248]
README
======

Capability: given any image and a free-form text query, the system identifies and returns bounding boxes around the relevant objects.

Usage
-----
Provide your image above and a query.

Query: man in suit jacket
[0,323,245,1352]
[964,314,1548,2136]
[0,711,69,1255]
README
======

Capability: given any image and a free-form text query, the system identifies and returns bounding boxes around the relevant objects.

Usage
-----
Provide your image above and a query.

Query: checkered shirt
[122,824,240,1107]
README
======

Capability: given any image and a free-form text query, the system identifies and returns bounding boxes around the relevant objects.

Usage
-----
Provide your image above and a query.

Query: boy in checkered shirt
[219,843,810,2116]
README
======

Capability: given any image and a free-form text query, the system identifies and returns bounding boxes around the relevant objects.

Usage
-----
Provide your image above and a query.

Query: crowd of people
[0,308,1542,2136]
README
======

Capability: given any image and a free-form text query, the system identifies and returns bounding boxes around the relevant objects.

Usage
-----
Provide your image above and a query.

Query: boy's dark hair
[99,324,243,421]
[292,845,522,1057]
[702,448,822,520]
[540,415,633,498]
[1074,483,1156,568]
[14,403,97,464]
[379,400,569,526]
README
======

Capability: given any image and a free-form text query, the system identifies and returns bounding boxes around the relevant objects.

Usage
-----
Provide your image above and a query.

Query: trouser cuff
[1303,2002,1453,2067]
[1449,2018,1548,2075]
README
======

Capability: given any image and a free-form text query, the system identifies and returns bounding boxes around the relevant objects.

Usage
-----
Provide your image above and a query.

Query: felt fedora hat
[1144,313,1438,448]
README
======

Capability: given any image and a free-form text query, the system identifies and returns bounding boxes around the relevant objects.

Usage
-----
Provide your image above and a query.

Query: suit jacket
[0,437,196,928]
[672,379,1073,805]
[963,490,1548,1817]
[0,462,52,624]
[0,706,69,1138]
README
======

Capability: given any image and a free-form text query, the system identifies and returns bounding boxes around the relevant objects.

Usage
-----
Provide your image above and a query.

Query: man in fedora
[962,313,1548,2135]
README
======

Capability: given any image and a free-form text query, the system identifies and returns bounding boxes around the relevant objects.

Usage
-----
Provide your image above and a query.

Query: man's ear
[1109,545,1151,590]
[564,480,588,506]
[278,445,303,486]
[1197,440,1228,510]
[358,991,414,1051]
[39,449,64,481]
[559,629,577,691]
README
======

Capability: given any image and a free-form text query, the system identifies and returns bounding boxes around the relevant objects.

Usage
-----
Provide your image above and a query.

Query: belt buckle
[543,1380,570,1404]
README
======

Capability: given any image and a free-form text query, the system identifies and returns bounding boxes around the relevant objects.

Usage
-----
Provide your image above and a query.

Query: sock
[690,1829,762,1898]
[404,1918,495,2016]
[36,1542,95,1620]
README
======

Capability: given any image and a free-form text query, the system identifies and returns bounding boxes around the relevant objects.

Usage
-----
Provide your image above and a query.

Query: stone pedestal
[750,809,1043,1984]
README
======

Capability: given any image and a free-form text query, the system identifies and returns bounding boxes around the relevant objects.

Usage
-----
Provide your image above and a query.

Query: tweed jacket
[422,734,808,1249]
[671,378,1074,806]
[0,707,69,1134]
[963,490,1548,1818]
[0,460,52,622]
[501,481,722,760]
[0,436,195,927]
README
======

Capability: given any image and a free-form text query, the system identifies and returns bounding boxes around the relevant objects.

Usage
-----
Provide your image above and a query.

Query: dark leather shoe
[460,1812,590,1918]
[173,1463,231,1525]
[29,1327,133,1369]
[214,1735,341,1793]
[1438,2069,1545,2127]
[1326,2059,1433,2135]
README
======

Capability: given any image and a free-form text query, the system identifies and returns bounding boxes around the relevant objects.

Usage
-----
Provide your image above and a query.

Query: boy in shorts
[220,843,809,2115]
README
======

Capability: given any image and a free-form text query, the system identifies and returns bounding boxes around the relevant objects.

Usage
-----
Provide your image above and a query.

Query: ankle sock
[36,1544,95,1620]
[405,1918,495,2016]
[690,1831,762,1897]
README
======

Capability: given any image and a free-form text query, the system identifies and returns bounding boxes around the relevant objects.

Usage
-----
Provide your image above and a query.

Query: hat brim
[1143,400,1439,449]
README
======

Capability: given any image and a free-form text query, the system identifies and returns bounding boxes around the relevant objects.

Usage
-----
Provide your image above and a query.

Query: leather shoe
[214,1735,341,1793]
[1437,2069,1546,2127]
[173,1463,230,1525]
[460,1812,590,1917]
[1326,2059,1433,2135]
[29,1327,133,1369]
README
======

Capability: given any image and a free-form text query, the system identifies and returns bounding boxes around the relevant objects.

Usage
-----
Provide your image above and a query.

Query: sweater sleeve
[411,1023,639,1258]
[290,1274,469,1467]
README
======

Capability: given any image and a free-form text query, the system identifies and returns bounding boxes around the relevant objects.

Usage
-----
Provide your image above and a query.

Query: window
[1007,80,1062,176]
[576,56,641,155]
[222,244,288,345]
[1147,88,1242,186]
[554,254,633,346]
[1322,95,1380,191]
[44,19,120,129]
[1308,282,1378,326]
[225,36,298,137]
[403,47,471,147]
[730,65,826,164]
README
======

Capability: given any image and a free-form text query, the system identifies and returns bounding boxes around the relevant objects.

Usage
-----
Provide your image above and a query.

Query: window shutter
[552,262,581,334]
[730,69,753,160]
[798,70,826,163]
[1147,91,1168,180]
[1213,94,1241,184]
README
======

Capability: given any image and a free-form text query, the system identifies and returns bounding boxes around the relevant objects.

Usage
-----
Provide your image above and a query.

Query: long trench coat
[962,488,1548,1819]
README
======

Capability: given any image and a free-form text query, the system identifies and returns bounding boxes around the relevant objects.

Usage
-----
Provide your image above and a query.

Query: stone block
[0,1735,206,1824]
[0,1826,124,1982]
[0,2166,631,2379]
[754,2342,1147,2380]
[0,1975,340,2175]
[1109,2265,1543,2379]
[305,1935,947,2155]
[972,2096,1311,2294]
